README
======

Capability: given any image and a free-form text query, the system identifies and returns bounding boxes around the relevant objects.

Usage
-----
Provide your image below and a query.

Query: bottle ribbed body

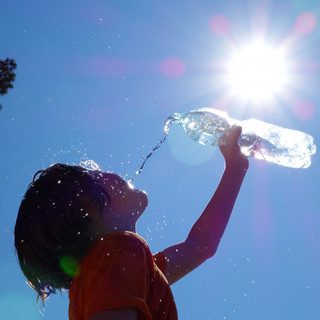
[165,108,316,169]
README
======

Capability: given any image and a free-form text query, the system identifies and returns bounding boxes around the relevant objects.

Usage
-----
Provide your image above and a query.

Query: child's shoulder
[107,231,148,246]
[90,231,150,258]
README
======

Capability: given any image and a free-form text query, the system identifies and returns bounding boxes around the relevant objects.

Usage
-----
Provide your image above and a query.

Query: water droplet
[79,160,101,171]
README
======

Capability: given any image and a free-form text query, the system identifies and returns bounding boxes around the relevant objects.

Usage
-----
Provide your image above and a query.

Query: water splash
[79,159,101,171]
[128,114,182,182]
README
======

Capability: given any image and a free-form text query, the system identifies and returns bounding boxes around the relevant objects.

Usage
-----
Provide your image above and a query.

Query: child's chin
[135,190,148,207]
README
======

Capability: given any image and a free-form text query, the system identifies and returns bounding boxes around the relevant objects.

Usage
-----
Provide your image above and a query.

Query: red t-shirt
[69,231,178,320]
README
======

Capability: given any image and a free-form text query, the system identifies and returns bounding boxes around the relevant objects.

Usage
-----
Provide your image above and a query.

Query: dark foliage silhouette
[0,58,17,110]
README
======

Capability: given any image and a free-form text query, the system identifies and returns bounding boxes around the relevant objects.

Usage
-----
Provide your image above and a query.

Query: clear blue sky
[1,1,319,319]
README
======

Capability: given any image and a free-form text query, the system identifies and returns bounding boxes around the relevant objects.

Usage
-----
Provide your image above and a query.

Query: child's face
[89,170,148,231]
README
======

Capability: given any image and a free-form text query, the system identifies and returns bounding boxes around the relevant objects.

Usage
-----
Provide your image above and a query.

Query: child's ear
[87,208,103,237]
[88,218,103,239]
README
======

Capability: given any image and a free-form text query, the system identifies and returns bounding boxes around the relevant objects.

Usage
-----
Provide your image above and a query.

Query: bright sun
[225,41,289,102]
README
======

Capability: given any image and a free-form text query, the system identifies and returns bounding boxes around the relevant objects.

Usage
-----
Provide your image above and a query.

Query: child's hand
[220,125,249,169]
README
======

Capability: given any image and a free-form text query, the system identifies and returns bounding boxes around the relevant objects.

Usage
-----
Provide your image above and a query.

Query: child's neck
[99,219,137,236]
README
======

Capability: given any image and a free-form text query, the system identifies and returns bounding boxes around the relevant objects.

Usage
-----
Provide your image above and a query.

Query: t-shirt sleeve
[85,235,153,320]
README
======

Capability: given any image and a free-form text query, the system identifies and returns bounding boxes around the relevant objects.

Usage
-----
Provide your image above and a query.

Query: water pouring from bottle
[128,108,316,182]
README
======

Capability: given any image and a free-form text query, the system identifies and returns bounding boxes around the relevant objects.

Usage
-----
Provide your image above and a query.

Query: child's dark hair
[14,163,109,303]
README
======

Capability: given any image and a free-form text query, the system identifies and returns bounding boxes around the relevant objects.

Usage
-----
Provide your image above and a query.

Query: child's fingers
[220,124,248,165]
[227,125,242,144]
[231,125,242,136]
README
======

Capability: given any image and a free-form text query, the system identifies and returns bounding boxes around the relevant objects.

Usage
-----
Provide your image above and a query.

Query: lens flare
[209,15,230,36]
[59,255,80,277]
[294,12,317,36]
[292,99,315,120]
[160,58,186,78]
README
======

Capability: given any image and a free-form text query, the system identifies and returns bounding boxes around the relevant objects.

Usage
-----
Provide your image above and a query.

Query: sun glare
[225,41,288,102]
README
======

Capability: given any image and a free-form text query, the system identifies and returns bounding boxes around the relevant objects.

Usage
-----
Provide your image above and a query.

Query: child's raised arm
[160,126,249,285]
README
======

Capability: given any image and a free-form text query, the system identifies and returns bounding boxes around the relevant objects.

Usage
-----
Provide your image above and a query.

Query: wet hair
[14,163,109,304]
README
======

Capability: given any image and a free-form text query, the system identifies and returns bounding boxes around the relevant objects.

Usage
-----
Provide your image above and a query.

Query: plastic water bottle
[164,108,316,169]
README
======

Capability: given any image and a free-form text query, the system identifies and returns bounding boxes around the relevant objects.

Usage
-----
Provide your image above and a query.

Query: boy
[15,126,248,319]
